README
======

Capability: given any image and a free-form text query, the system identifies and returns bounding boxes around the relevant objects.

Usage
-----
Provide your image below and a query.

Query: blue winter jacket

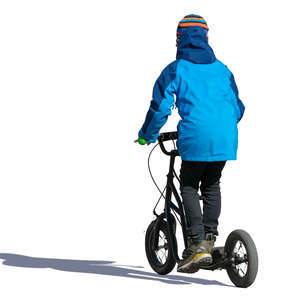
[138,26,245,161]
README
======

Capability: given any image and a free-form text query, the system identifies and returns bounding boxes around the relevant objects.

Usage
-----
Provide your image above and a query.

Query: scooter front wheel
[145,219,176,275]
[225,229,258,288]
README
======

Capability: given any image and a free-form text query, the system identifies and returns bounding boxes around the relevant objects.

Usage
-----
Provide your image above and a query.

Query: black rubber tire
[225,229,258,288]
[145,219,176,275]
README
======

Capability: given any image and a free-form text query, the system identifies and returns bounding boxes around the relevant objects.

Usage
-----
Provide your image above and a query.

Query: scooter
[143,131,258,288]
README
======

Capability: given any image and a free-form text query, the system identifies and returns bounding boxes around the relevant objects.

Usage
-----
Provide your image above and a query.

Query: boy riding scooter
[135,14,245,273]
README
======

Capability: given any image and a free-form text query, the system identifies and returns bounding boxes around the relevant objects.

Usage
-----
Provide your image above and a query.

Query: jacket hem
[179,155,236,162]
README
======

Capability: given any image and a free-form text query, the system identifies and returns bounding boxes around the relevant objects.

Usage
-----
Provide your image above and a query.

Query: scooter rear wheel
[225,229,258,288]
[145,220,176,275]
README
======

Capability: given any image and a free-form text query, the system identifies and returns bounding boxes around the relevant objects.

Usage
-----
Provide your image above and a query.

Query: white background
[0,0,299,298]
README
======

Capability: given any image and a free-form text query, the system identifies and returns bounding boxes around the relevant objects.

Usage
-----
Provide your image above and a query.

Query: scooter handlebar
[157,131,179,156]
[158,131,178,142]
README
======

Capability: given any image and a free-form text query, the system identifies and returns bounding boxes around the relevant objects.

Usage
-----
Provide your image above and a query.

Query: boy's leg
[179,160,206,240]
[177,161,219,272]
[200,161,226,237]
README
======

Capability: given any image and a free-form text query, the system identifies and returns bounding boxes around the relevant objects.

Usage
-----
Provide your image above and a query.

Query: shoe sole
[177,253,213,273]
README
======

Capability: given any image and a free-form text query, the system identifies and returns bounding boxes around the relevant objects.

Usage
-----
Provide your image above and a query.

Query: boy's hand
[134,137,151,145]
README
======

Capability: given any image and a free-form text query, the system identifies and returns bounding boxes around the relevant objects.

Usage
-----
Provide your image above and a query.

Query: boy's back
[174,59,242,161]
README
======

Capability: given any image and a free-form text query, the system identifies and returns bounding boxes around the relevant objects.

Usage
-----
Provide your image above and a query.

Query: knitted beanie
[178,14,208,29]
[176,14,209,46]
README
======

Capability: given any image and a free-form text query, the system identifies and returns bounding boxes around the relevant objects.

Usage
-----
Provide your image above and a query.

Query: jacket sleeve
[230,73,245,123]
[138,62,177,143]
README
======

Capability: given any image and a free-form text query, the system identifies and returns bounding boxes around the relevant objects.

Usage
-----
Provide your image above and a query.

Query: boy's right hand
[134,137,151,145]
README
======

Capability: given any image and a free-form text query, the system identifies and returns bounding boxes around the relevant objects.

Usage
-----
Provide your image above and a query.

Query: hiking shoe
[177,233,216,273]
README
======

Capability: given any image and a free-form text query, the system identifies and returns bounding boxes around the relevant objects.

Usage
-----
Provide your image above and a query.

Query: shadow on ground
[0,253,231,286]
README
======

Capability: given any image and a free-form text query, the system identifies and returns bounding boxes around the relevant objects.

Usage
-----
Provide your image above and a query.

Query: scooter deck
[199,246,228,270]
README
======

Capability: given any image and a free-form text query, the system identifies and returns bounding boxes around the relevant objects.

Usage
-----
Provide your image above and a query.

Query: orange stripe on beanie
[178,14,209,30]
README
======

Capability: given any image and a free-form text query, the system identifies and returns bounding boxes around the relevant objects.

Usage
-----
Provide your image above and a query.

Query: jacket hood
[176,20,216,64]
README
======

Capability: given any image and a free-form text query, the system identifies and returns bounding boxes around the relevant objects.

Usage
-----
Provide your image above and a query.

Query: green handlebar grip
[138,137,147,145]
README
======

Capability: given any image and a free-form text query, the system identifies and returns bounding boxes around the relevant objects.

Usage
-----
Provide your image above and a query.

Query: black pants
[179,160,226,239]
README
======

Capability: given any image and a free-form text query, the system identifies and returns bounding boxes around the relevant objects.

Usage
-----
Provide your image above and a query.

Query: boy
[135,15,245,273]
